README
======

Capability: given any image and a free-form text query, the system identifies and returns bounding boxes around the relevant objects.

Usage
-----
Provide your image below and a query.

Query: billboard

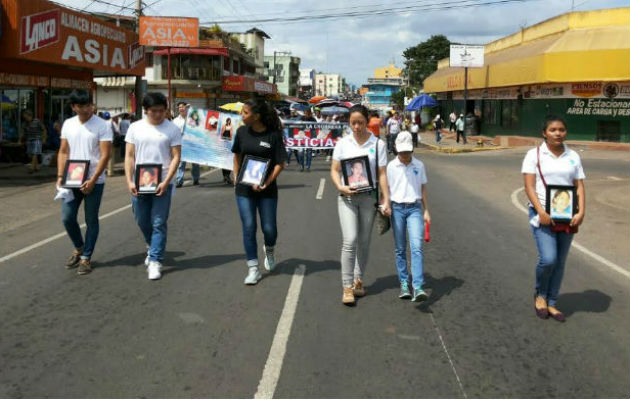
[449,45,484,68]
[139,16,199,47]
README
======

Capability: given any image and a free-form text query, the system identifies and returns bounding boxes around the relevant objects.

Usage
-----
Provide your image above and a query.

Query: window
[163,55,221,81]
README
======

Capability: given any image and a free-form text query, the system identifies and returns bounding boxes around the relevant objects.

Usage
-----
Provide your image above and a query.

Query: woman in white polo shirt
[330,105,390,306]
[521,115,585,322]
[387,131,431,302]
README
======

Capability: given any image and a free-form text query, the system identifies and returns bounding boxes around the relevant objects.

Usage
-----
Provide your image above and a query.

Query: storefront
[423,7,630,141]
[0,0,144,161]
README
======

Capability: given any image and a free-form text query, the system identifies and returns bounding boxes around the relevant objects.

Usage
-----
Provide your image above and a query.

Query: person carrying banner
[232,98,287,285]
[331,104,390,305]
[125,93,182,281]
[173,102,200,187]
[57,90,112,275]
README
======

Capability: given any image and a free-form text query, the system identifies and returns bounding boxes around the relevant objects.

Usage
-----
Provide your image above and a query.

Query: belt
[392,200,420,206]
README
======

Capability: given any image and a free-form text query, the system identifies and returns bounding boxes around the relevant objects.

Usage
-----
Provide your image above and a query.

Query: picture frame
[135,164,162,194]
[237,155,270,187]
[341,155,373,193]
[61,159,90,188]
[545,185,577,222]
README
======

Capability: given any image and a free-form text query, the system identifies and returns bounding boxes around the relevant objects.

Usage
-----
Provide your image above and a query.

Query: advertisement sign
[181,108,243,169]
[449,45,485,68]
[283,121,347,149]
[139,16,199,47]
[0,0,145,75]
[222,76,277,95]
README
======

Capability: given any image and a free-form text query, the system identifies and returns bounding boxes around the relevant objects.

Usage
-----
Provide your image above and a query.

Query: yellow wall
[374,64,402,78]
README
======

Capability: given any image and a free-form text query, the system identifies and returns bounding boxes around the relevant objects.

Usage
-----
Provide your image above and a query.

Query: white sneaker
[147,261,162,280]
[144,246,150,267]
[244,266,262,285]
[263,245,276,271]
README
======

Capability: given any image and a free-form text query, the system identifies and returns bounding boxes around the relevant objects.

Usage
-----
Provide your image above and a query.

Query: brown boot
[352,279,366,297]
[342,287,355,305]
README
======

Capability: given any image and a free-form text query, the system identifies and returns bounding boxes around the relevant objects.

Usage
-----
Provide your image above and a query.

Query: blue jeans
[131,185,173,263]
[235,195,278,266]
[61,183,105,259]
[435,129,441,143]
[529,207,574,307]
[176,161,200,185]
[298,149,312,169]
[391,202,425,289]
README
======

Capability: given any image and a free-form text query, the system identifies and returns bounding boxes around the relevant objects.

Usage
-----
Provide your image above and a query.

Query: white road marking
[430,314,467,399]
[510,187,629,279]
[315,178,326,199]
[255,264,306,399]
[607,176,622,181]
[0,168,221,264]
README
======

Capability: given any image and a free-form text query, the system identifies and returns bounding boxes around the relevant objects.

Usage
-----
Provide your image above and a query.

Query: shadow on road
[95,250,186,269]
[272,257,340,276]
[276,184,308,190]
[417,273,465,313]
[557,289,612,317]
[368,274,399,295]
[162,253,242,275]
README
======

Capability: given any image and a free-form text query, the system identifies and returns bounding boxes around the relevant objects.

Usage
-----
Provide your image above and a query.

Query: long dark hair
[244,97,281,133]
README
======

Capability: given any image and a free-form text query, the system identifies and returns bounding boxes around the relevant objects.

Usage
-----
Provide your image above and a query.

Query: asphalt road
[0,147,628,398]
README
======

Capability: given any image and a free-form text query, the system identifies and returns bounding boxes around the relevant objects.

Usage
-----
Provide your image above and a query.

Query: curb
[420,144,510,154]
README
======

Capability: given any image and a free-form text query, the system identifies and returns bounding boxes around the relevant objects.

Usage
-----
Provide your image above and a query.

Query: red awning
[153,48,229,57]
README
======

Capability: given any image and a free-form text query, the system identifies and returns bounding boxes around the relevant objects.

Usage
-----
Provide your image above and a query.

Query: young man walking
[57,90,112,275]
[387,131,431,302]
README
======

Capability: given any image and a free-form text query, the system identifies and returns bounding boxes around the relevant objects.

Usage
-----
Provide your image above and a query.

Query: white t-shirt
[387,118,401,134]
[387,157,427,203]
[61,115,112,184]
[172,115,186,132]
[521,142,585,207]
[125,118,183,181]
[332,133,387,189]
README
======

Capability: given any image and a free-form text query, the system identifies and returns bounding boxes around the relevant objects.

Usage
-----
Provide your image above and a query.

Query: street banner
[283,121,348,149]
[181,108,243,170]
[139,16,199,47]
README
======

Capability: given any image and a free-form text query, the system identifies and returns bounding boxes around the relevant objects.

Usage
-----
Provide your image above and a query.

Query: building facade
[423,7,630,141]
[314,73,343,97]
[263,53,301,96]
[232,28,270,80]
[374,63,403,79]
[361,64,404,111]
[298,68,315,100]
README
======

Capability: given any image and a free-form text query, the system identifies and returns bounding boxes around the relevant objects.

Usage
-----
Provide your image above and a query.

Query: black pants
[456,130,467,144]
[387,133,398,154]
[449,122,456,131]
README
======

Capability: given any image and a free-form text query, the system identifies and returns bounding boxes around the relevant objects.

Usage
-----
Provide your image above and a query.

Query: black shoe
[193,181,199,186]
[175,182,183,188]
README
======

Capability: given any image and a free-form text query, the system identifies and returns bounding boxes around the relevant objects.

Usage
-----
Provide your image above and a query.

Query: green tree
[403,35,453,86]
[390,90,405,110]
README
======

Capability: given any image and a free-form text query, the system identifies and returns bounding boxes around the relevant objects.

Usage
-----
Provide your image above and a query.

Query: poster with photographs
[545,185,577,222]
[135,164,162,194]
[341,155,373,193]
[61,160,90,188]
[237,156,270,187]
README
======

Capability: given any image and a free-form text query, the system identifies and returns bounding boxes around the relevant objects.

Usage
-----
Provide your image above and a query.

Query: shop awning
[153,48,229,57]
[424,24,630,93]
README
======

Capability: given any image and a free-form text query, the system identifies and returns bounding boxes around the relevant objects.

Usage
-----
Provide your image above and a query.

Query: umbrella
[405,94,438,111]
[316,98,338,107]
[219,102,244,112]
[339,101,354,108]
[1,94,16,111]
[308,95,327,104]
[289,102,309,111]
[321,106,349,116]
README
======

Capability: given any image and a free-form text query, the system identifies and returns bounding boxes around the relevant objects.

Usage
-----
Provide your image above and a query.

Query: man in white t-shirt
[57,89,112,275]
[386,112,401,154]
[387,131,431,302]
[173,101,201,187]
[125,92,182,280]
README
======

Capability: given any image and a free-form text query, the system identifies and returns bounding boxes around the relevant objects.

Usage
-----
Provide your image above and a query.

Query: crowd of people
[55,90,585,320]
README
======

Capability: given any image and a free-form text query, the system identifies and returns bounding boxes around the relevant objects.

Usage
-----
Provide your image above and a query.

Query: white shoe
[244,266,262,285]
[147,261,162,280]
[263,245,275,271]
[144,246,150,267]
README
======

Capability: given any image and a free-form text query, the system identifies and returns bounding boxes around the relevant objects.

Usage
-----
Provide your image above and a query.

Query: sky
[53,0,628,86]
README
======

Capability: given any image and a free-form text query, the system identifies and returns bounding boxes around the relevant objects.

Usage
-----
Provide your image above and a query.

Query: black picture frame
[61,159,90,188]
[341,155,373,193]
[237,155,270,187]
[135,164,162,194]
[546,185,577,222]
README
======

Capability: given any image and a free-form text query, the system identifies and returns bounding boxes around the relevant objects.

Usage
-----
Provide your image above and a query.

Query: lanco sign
[139,16,199,47]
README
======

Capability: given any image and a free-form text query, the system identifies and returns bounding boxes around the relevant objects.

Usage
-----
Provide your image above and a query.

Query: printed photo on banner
[282,121,347,149]
[341,155,373,193]
[181,108,243,170]
[135,164,162,194]
[62,160,90,188]
[546,185,576,222]
[238,155,270,186]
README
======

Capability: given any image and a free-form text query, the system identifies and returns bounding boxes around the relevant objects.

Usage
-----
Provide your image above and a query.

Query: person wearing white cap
[386,131,431,302]
[456,114,467,144]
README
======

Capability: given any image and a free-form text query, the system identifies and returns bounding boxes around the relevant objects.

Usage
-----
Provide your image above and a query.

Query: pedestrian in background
[409,118,420,147]
[57,89,112,275]
[456,113,466,144]
[522,115,585,322]
[119,113,131,159]
[367,110,382,138]
[449,111,457,132]
[433,114,444,144]
[387,131,430,302]
[386,111,401,154]
[232,98,287,285]
[330,104,390,305]
[125,92,182,280]
[21,110,47,173]
[298,108,317,172]
[173,101,200,187]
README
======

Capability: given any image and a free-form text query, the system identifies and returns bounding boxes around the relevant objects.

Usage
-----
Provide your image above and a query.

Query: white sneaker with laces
[147,261,162,280]
[244,266,262,285]
[263,245,275,271]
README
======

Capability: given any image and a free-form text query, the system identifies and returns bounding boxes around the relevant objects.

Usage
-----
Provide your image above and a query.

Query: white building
[314,73,344,97]
[232,28,270,79]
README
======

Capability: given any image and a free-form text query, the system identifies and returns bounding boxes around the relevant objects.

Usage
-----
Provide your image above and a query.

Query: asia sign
[139,16,199,47]
[449,45,485,68]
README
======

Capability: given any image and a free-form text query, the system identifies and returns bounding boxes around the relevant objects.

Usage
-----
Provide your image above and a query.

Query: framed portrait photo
[238,155,270,187]
[546,185,577,222]
[61,159,90,188]
[341,155,373,193]
[135,164,162,194]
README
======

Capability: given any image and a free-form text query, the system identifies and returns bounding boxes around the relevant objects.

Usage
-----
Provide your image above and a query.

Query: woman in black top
[232,98,287,285]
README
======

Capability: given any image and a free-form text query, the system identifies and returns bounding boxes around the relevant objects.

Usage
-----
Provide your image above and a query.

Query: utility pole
[134,0,143,119]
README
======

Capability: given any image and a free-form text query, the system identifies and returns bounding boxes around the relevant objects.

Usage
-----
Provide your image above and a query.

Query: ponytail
[244,97,281,133]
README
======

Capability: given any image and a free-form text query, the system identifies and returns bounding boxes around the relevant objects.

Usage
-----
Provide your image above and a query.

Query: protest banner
[181,108,242,170]
[283,121,348,149]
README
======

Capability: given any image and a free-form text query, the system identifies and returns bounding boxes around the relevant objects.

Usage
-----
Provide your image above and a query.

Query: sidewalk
[416,130,507,153]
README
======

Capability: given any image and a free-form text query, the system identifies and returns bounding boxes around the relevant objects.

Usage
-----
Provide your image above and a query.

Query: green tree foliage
[403,35,453,86]
[390,90,405,110]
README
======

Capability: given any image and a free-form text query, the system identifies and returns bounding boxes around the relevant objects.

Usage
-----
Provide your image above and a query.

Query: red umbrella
[339,101,354,108]
[315,98,338,107]
[309,95,327,104]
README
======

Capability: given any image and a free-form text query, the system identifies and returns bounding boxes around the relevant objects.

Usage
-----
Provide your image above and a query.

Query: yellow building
[423,7,630,141]
[374,64,403,79]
